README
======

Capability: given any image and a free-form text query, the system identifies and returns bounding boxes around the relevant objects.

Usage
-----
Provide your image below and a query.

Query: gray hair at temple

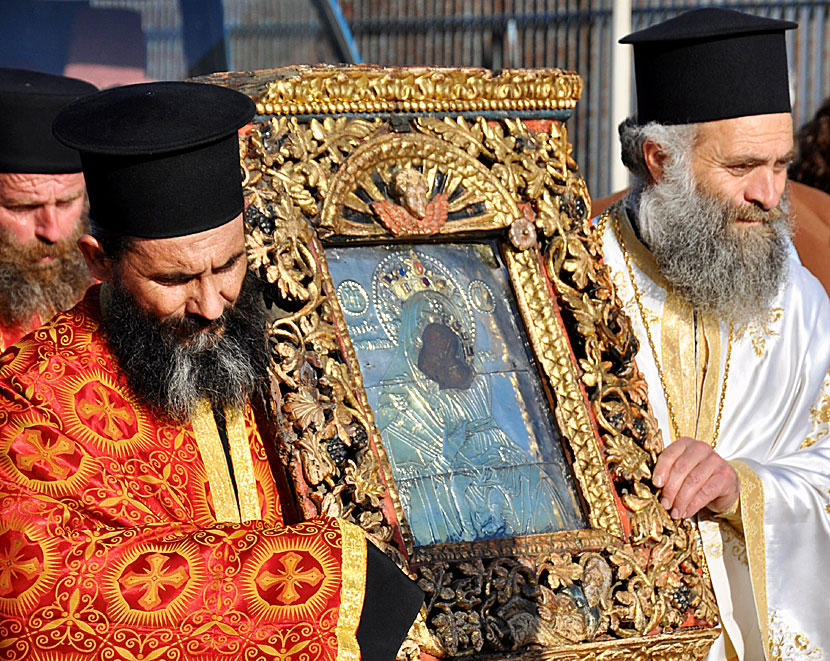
[618,117,697,183]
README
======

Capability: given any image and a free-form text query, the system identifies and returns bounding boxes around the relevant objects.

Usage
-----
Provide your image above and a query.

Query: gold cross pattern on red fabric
[256,551,325,605]
[14,428,77,481]
[0,529,43,598]
[75,382,136,440]
[118,552,190,611]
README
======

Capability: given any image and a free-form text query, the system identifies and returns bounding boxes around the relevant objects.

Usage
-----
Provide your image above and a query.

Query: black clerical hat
[52,81,255,239]
[620,8,797,125]
[0,68,97,174]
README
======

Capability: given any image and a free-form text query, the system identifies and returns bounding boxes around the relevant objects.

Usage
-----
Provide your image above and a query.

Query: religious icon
[327,244,586,546]
[233,65,720,659]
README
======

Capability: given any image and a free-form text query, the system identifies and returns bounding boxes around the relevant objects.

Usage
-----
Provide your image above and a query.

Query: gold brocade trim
[730,460,770,660]
[335,519,367,661]
[662,293,694,442]
[225,406,261,522]
[614,206,669,290]
[191,400,240,524]
[660,300,724,444]
[714,492,743,536]
[697,314,722,445]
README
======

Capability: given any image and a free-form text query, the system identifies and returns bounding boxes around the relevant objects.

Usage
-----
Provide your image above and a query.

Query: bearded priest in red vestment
[0,69,98,352]
[0,81,423,661]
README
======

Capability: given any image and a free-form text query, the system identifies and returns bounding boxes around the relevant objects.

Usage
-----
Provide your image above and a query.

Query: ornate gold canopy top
[255,65,583,116]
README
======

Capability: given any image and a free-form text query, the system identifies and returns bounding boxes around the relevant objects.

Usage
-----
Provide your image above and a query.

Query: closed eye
[155,273,197,286]
[153,251,244,285]
[214,251,245,273]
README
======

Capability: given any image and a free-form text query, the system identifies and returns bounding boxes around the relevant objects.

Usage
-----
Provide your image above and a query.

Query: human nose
[187,277,226,321]
[745,168,785,211]
[33,204,63,243]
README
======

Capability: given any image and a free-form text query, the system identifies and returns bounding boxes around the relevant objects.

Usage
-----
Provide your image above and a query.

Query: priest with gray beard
[599,9,830,661]
[0,81,422,661]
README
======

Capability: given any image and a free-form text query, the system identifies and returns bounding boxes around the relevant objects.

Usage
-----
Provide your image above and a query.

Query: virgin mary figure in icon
[375,279,582,546]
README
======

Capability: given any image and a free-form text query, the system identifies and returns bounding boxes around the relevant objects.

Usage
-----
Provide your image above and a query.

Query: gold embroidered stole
[662,296,723,443]
[191,399,262,523]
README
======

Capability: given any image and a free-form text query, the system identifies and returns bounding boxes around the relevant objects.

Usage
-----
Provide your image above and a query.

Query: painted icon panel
[327,242,586,546]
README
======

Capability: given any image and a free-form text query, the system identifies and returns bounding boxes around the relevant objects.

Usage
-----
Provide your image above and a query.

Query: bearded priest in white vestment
[599,9,830,661]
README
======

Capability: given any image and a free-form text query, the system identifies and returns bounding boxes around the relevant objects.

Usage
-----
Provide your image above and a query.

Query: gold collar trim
[225,405,262,523]
[191,401,263,524]
[611,204,670,291]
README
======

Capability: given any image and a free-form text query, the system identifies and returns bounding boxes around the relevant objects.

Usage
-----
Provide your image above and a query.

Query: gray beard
[0,220,92,327]
[633,167,792,324]
[102,272,269,423]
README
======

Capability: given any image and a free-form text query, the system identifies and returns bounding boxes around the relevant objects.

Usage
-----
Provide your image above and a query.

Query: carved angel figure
[370,168,449,235]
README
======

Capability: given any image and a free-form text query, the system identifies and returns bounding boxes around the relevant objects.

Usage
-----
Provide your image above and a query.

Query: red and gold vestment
[0,286,368,660]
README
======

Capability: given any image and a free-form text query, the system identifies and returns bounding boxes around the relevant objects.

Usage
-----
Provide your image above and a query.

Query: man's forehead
[127,215,246,270]
[695,113,794,155]
[0,171,86,198]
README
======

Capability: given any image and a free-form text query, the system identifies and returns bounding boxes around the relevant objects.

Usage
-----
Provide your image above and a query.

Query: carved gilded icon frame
[205,65,720,660]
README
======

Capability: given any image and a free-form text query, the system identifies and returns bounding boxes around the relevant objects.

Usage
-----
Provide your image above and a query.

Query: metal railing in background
[95,0,830,200]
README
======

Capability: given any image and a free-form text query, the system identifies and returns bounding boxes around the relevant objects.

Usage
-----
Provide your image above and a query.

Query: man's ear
[77,234,114,282]
[642,138,667,183]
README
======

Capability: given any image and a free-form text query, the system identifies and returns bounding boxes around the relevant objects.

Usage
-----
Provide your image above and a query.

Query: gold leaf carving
[256,66,582,116]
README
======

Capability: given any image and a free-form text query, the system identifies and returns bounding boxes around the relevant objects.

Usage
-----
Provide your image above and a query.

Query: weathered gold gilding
[203,65,719,660]
[254,65,582,116]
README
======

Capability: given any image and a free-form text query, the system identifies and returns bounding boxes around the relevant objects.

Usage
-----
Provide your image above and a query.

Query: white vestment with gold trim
[599,205,830,661]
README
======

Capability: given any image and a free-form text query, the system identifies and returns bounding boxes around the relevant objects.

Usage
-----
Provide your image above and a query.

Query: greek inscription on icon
[336,280,370,317]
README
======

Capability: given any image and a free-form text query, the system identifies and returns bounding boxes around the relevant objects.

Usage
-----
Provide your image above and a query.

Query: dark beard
[635,164,791,324]
[0,219,92,327]
[101,271,270,423]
